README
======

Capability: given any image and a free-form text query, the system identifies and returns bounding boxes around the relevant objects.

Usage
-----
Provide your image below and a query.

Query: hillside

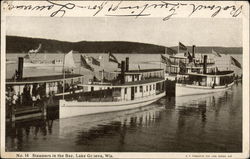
[6,36,242,54]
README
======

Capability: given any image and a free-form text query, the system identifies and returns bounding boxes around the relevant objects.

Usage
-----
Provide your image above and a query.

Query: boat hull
[176,81,234,96]
[59,92,166,118]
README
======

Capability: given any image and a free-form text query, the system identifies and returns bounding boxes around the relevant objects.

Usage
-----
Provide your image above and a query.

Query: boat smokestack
[120,60,126,84]
[125,57,129,72]
[17,57,24,80]
[192,45,195,58]
[203,55,207,74]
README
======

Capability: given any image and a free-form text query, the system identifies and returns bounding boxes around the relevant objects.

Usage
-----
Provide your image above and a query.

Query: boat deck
[119,78,165,86]
[113,68,163,74]
[85,78,165,87]
[187,71,234,77]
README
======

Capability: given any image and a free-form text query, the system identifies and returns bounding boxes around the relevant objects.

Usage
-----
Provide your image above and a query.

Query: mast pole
[79,64,81,74]
[178,43,180,53]
[62,52,66,100]
[101,69,104,83]
[229,56,231,71]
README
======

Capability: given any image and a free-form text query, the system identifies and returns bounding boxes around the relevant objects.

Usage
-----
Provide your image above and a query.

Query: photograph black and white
[1,1,249,159]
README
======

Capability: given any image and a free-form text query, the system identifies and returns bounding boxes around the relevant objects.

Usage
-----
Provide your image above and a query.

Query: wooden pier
[6,102,47,122]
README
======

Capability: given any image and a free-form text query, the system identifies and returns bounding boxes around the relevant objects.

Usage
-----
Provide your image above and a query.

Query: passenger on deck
[12,92,18,108]
[69,84,73,94]
[23,84,32,105]
[65,83,70,92]
[6,90,12,107]
[57,82,63,93]
[32,83,38,96]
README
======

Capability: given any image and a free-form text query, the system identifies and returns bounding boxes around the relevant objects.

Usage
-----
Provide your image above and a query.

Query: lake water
[5,53,242,152]
[5,83,242,152]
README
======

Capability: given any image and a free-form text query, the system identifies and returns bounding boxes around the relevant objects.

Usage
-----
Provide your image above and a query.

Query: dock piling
[42,102,47,119]
[11,105,16,122]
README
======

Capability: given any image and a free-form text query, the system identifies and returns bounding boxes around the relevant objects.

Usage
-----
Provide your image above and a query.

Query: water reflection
[5,84,242,152]
[59,104,164,140]
[6,119,54,151]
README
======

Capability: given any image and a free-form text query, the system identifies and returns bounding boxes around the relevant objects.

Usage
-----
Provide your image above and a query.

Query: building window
[140,86,143,92]
[153,84,155,90]
[146,86,148,91]
[125,88,127,94]
[135,87,137,93]
[150,85,152,91]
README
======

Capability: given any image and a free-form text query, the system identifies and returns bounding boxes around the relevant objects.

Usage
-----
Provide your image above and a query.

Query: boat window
[112,88,121,98]
[140,86,143,92]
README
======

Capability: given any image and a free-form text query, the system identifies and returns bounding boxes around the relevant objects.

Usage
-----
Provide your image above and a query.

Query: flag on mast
[108,52,119,63]
[165,47,177,56]
[108,52,121,68]
[230,56,242,69]
[81,55,94,71]
[91,57,100,66]
[212,49,222,57]
[161,54,172,66]
[85,56,100,66]
[178,42,187,53]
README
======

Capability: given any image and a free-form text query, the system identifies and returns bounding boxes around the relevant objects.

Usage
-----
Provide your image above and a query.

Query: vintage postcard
[1,0,249,158]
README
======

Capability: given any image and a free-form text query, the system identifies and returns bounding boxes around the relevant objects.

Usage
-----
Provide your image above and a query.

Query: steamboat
[59,58,166,118]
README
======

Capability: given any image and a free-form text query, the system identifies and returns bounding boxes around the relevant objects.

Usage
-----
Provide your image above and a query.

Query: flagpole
[79,55,81,74]
[229,56,231,71]
[102,69,104,83]
[178,43,180,53]
[62,52,66,100]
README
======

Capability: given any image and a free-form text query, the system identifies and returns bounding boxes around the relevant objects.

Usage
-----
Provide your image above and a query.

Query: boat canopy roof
[6,74,84,84]
[79,78,165,88]
[187,71,234,77]
[170,63,215,68]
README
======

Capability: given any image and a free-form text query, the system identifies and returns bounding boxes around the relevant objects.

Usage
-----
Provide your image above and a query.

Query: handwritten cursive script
[2,0,243,20]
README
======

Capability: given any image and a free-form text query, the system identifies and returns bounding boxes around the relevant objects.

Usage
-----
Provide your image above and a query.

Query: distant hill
[6,36,242,54]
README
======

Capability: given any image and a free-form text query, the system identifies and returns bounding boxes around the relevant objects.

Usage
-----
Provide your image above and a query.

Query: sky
[6,16,242,47]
